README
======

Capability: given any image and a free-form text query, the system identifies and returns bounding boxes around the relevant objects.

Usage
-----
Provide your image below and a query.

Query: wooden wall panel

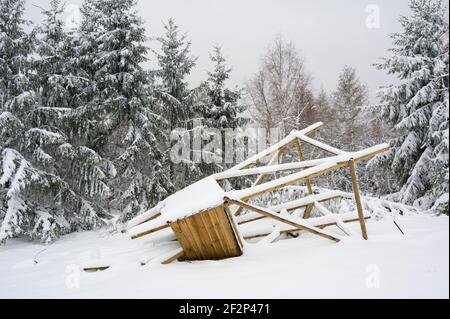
[170,205,243,261]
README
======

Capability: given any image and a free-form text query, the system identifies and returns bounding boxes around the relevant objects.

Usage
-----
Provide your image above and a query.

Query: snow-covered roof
[161,177,226,222]
[128,177,226,227]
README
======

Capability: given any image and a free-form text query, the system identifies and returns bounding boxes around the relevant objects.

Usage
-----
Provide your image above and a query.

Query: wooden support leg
[303,204,314,219]
[161,250,185,265]
[294,139,315,219]
[294,139,313,194]
[348,159,368,240]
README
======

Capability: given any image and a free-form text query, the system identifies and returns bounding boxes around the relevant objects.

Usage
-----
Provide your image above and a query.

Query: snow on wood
[228,162,338,200]
[128,202,164,228]
[226,198,342,242]
[161,177,226,222]
[240,211,370,239]
[126,121,390,262]
[256,225,281,245]
[129,177,226,231]
[214,159,326,180]
[270,190,349,211]
[228,122,324,172]
[236,191,347,225]
[294,132,346,155]
[314,202,354,236]
[215,143,391,181]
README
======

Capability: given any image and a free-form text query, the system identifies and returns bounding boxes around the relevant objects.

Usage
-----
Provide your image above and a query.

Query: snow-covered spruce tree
[199,46,247,130]
[35,0,109,232]
[195,46,249,183]
[76,0,173,222]
[0,0,71,243]
[331,66,368,149]
[369,0,449,214]
[154,18,197,131]
[154,18,197,190]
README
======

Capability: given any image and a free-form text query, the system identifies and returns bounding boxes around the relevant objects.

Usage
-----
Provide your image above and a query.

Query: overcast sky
[24,0,412,102]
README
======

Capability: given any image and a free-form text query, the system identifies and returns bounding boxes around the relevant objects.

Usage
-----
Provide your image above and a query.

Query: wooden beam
[131,223,170,240]
[228,122,324,172]
[214,144,390,181]
[243,217,370,240]
[293,138,315,220]
[233,144,390,202]
[161,250,185,265]
[295,133,346,155]
[294,138,313,195]
[224,204,244,249]
[239,162,339,201]
[133,213,162,227]
[349,159,368,240]
[237,193,344,225]
[83,266,110,273]
[225,198,341,242]
[303,204,314,219]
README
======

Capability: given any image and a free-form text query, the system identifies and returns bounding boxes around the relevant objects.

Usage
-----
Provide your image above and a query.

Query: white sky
[24,0,412,102]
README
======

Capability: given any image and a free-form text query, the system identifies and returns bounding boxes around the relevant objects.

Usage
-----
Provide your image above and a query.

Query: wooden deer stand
[127,122,390,264]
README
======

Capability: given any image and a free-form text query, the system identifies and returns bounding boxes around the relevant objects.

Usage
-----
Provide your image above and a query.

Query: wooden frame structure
[127,121,390,264]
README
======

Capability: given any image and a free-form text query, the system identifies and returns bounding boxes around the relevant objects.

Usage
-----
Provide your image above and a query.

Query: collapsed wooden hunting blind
[128,122,390,265]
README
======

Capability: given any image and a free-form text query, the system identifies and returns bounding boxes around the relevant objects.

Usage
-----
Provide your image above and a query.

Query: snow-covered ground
[0,215,448,299]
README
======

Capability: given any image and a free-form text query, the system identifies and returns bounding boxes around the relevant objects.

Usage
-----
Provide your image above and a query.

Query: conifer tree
[331,66,368,148]
[0,0,72,243]
[194,46,248,179]
[370,0,449,214]
[76,0,173,221]
[154,18,197,189]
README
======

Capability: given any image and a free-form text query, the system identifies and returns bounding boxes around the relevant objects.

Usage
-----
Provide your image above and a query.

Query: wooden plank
[161,250,185,265]
[294,138,314,196]
[229,122,324,172]
[226,198,340,242]
[296,134,346,155]
[285,195,343,212]
[214,145,390,181]
[240,162,339,201]
[209,207,234,257]
[215,207,242,257]
[171,221,199,260]
[237,193,343,225]
[349,159,368,240]
[131,223,170,240]
[83,266,110,272]
[171,207,243,261]
[238,144,390,202]
[191,213,220,260]
[238,215,266,225]
[243,217,370,240]
[303,204,314,219]
[200,212,228,260]
[224,204,244,250]
[181,217,209,260]
[133,212,162,227]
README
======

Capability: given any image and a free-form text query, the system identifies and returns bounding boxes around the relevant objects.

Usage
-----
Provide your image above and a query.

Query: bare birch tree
[245,34,315,138]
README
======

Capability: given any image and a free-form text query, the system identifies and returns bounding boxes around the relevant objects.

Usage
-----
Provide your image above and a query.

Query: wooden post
[294,138,315,219]
[348,159,368,240]
[161,250,185,265]
[294,139,313,194]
